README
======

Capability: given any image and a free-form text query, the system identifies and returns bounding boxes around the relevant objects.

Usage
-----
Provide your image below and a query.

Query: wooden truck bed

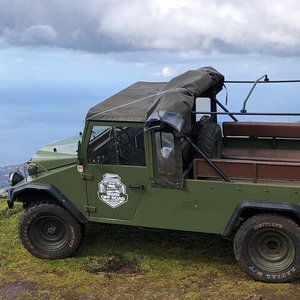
[193,122,300,183]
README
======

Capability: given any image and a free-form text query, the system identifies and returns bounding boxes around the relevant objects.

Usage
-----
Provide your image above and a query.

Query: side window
[155,132,176,175]
[195,97,211,121]
[87,125,145,166]
[152,131,183,189]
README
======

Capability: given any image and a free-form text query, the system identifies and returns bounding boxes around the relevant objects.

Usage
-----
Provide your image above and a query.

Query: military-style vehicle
[7,67,300,283]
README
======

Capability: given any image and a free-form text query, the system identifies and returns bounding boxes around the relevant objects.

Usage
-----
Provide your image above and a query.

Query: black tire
[192,123,222,158]
[19,202,83,259]
[234,214,300,283]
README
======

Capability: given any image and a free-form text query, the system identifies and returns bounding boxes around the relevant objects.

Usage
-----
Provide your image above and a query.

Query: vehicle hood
[28,135,81,171]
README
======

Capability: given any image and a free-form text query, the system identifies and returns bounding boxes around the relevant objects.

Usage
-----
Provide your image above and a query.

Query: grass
[1,199,300,300]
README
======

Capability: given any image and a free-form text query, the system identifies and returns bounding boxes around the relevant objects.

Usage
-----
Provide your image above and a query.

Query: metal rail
[184,137,231,182]
[225,80,300,84]
[192,111,300,116]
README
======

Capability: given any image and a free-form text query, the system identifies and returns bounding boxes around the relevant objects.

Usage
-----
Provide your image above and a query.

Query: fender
[222,201,300,237]
[7,182,87,224]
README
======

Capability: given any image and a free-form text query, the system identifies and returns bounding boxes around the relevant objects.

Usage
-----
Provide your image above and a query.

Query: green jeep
[7,67,300,283]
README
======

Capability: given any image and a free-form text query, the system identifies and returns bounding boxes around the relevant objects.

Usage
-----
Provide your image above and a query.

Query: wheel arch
[8,182,87,224]
[223,201,300,237]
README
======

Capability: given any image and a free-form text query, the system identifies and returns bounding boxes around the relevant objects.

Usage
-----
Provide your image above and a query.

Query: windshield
[89,126,110,142]
[87,125,145,166]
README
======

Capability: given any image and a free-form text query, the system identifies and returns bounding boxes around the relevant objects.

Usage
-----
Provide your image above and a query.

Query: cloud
[3,24,57,45]
[152,66,173,77]
[21,24,57,43]
[162,67,172,77]
[0,0,300,56]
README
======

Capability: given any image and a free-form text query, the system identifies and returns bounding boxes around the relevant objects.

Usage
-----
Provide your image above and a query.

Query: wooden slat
[222,148,300,163]
[193,158,300,182]
[223,122,300,138]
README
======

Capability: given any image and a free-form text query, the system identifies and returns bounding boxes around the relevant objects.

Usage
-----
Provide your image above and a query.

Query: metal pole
[241,74,268,113]
[184,137,230,182]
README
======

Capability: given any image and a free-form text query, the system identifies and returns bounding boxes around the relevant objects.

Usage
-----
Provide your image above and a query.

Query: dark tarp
[144,67,224,137]
[86,66,224,136]
[86,81,165,123]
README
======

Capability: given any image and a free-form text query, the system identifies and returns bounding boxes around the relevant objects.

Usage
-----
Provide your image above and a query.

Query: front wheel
[234,214,300,282]
[19,202,83,259]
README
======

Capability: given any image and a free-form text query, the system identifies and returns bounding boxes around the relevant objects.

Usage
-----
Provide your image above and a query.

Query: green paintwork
[14,134,88,218]
[11,118,300,235]
[28,134,80,170]
[131,179,300,234]
[83,171,300,234]
[27,164,89,219]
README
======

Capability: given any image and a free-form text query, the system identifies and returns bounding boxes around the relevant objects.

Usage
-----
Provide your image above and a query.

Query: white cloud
[97,0,300,55]
[152,66,173,77]
[0,0,300,56]
[162,67,172,77]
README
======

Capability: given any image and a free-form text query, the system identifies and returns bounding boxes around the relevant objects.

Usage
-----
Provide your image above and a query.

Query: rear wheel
[234,214,300,282]
[19,202,83,259]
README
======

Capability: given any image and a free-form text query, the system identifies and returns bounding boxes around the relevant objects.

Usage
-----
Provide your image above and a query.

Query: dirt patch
[84,253,144,276]
[1,281,38,300]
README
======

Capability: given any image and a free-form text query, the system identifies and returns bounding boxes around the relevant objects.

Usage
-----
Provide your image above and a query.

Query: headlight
[9,171,24,186]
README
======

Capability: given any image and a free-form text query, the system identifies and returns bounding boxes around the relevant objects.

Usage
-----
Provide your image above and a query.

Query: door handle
[129,184,144,190]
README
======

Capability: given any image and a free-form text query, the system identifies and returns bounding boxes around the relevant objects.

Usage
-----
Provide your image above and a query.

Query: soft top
[86,81,165,123]
[86,66,224,136]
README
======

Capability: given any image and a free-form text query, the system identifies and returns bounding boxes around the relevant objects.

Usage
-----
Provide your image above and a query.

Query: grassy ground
[1,199,300,300]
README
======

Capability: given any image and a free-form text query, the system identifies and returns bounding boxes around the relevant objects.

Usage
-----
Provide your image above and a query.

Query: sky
[1,0,300,166]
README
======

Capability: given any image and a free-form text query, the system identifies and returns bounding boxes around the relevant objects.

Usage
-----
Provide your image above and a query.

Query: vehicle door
[83,123,151,221]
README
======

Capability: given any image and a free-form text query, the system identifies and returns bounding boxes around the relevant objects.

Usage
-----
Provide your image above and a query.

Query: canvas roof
[86,66,224,136]
[86,81,165,123]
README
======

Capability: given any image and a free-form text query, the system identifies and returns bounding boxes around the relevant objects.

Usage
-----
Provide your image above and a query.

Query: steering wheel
[88,149,111,164]
[115,128,136,160]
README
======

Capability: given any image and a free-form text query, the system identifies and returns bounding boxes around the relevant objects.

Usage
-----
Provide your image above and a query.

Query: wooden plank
[222,148,300,163]
[222,122,300,138]
[193,158,300,182]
